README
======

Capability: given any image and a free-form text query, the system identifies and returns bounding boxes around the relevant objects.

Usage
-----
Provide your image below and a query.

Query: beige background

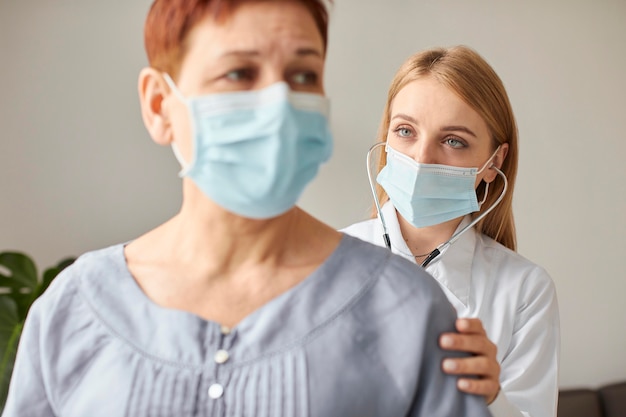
[1,0,624,389]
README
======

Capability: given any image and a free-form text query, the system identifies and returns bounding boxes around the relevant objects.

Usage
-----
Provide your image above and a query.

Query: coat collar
[381,202,476,307]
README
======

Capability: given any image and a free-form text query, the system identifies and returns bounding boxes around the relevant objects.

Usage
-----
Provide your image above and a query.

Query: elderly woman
[2,1,490,416]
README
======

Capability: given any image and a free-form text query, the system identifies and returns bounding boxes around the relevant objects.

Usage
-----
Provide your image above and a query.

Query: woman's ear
[484,143,509,183]
[138,67,173,146]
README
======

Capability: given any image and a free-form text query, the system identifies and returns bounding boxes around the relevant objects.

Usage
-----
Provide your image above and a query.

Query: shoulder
[327,238,472,413]
[67,243,128,281]
[477,234,557,298]
[340,235,448,296]
[40,243,126,301]
[27,243,127,335]
[338,235,457,330]
[18,244,128,381]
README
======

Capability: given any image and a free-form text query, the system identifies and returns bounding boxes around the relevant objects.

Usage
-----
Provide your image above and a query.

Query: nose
[256,61,291,90]
[411,140,438,165]
[261,71,285,89]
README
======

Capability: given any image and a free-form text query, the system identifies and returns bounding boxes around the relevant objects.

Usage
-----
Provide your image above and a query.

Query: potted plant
[0,251,75,411]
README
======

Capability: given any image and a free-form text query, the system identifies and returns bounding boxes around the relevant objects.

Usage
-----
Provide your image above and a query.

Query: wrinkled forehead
[144,0,328,80]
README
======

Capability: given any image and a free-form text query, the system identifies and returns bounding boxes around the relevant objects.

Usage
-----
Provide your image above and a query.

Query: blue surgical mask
[163,75,333,219]
[377,144,499,228]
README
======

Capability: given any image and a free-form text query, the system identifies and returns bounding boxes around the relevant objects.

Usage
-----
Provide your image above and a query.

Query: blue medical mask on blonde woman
[164,75,333,219]
[377,144,500,228]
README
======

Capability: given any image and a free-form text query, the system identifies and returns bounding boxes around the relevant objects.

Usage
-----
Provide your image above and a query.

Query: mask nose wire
[366,142,392,250]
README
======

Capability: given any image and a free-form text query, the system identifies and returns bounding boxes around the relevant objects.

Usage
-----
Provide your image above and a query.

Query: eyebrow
[391,114,477,138]
[391,113,418,124]
[441,125,477,138]
[294,47,323,58]
[219,47,323,59]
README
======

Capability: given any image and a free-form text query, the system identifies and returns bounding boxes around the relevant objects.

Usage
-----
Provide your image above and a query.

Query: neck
[397,213,463,260]
[172,185,305,269]
[124,183,341,327]
[127,180,339,279]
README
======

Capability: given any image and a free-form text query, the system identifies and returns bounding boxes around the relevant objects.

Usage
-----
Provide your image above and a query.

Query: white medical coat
[341,202,560,417]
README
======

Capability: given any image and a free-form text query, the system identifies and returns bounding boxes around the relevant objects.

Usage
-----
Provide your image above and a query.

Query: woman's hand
[439,318,501,404]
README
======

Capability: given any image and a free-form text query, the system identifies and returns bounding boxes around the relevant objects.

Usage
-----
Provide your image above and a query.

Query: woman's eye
[291,71,318,86]
[445,137,466,148]
[395,127,413,137]
[224,68,255,82]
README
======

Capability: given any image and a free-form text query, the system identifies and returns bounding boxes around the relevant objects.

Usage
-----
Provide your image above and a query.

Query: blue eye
[445,137,466,148]
[396,127,413,137]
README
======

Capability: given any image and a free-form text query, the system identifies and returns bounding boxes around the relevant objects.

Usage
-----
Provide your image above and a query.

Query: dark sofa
[557,381,626,417]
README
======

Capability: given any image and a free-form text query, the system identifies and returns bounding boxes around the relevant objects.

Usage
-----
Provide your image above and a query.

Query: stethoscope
[366,142,508,268]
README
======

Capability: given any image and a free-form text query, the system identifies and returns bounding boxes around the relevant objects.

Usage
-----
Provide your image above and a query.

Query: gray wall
[1,0,624,389]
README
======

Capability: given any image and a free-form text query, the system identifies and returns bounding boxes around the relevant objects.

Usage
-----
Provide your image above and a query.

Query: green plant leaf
[0,296,22,410]
[40,267,61,297]
[9,293,33,324]
[0,253,38,292]
[0,324,21,413]
[0,296,19,345]
[56,257,75,271]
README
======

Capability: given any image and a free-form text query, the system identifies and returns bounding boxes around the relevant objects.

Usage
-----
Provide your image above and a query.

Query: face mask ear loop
[476,145,499,211]
[367,142,391,250]
[162,73,187,102]
[161,73,193,175]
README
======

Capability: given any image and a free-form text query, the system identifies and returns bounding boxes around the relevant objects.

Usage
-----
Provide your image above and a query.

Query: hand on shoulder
[439,318,501,404]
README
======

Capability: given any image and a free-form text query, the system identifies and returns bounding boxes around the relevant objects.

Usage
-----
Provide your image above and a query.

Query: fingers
[442,355,501,404]
[457,377,501,404]
[440,318,501,404]
[442,355,500,378]
[439,332,497,356]
[455,318,486,335]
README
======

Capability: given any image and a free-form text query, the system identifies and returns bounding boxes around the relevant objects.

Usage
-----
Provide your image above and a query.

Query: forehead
[392,77,487,130]
[182,1,324,63]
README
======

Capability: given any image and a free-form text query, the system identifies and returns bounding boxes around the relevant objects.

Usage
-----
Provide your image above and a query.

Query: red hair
[144,0,331,80]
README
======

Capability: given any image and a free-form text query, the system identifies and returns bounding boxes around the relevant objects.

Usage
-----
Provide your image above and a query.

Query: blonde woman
[343,46,560,417]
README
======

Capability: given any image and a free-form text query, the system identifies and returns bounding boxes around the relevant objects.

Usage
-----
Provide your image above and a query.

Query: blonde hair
[373,46,518,251]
